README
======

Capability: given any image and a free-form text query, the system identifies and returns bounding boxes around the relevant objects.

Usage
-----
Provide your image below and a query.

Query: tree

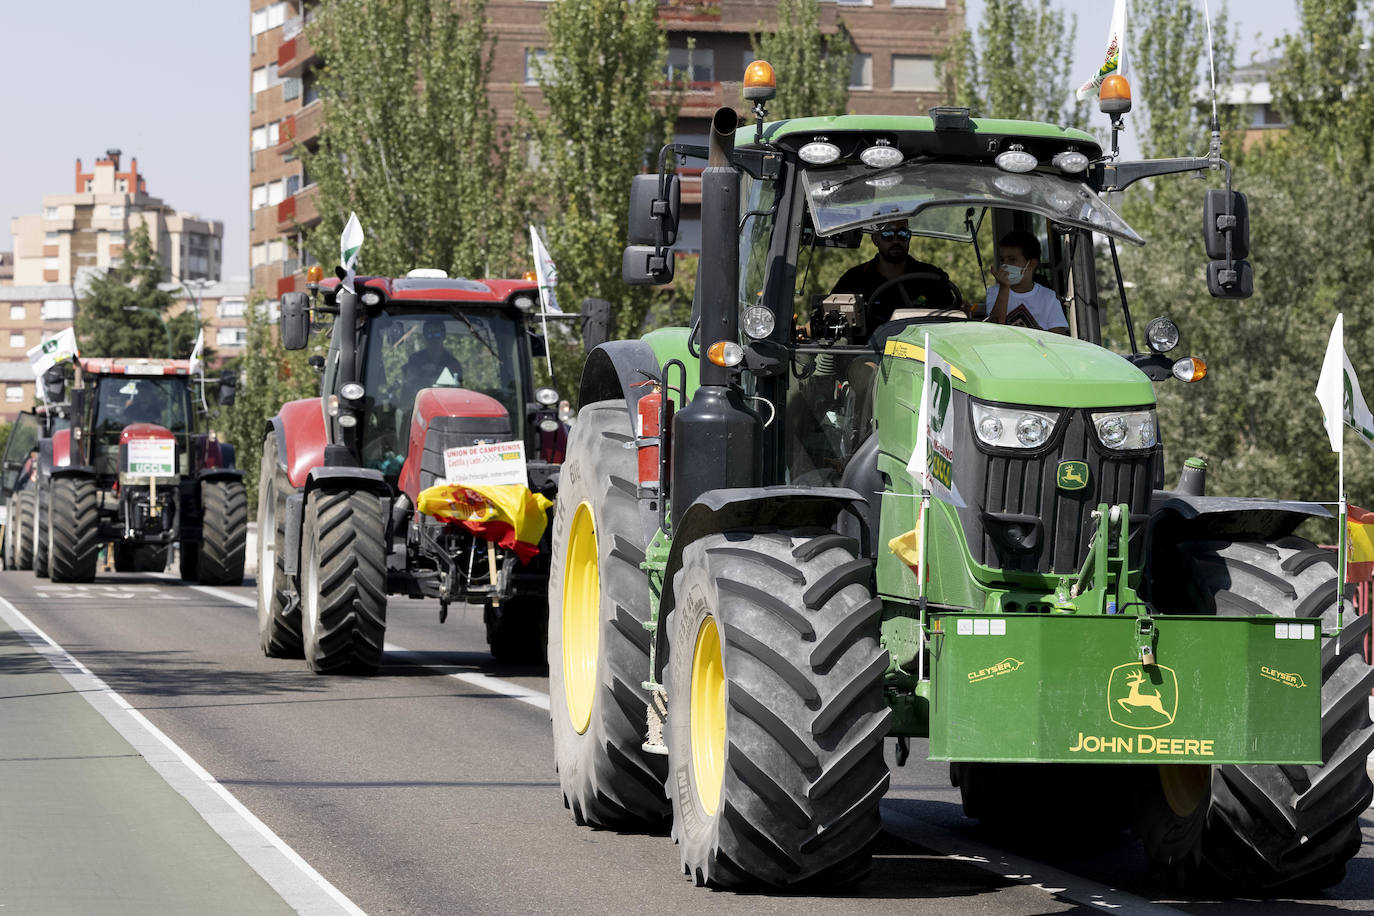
[1130,0,1238,158]
[519,0,677,343]
[302,0,528,279]
[942,0,1086,127]
[750,0,854,120]
[75,223,178,358]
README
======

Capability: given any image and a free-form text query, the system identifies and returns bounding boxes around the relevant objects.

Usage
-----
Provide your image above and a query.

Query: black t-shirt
[830,255,955,330]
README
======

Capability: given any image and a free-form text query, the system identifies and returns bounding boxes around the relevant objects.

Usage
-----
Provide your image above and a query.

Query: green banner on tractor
[928,614,1321,765]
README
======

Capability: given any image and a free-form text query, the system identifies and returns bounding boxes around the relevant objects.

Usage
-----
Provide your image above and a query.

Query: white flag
[905,336,956,501]
[907,334,933,487]
[529,225,562,315]
[340,211,364,293]
[188,328,205,376]
[28,326,79,378]
[1076,0,1128,101]
[1316,313,1374,452]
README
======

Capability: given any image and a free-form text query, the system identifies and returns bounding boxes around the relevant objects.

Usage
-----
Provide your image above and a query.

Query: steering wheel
[868,271,963,312]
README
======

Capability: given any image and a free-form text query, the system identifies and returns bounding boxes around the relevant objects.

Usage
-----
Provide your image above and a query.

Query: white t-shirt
[981,282,1068,331]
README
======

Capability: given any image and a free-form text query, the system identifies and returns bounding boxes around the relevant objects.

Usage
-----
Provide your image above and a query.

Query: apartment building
[249,0,962,297]
[9,150,223,287]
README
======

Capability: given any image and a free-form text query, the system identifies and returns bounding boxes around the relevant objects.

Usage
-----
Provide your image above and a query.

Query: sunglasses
[877,228,911,241]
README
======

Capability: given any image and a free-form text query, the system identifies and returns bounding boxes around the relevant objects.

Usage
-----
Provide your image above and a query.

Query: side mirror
[217,370,238,406]
[1208,259,1254,299]
[622,246,675,286]
[279,292,310,350]
[1204,189,1249,259]
[581,298,611,353]
[628,174,680,247]
[40,366,65,404]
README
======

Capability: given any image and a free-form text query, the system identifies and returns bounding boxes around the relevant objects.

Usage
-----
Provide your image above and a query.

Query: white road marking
[0,594,367,916]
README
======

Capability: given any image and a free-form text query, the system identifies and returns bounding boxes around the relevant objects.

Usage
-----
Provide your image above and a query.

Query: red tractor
[1,401,69,571]
[34,358,247,583]
[257,268,601,673]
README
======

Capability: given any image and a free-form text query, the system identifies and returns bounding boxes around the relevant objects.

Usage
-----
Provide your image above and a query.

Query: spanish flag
[1347,505,1374,582]
[416,483,554,564]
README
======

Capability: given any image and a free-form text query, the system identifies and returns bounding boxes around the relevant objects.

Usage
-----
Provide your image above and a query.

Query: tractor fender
[650,486,870,684]
[196,467,245,484]
[270,398,328,489]
[281,466,391,577]
[37,431,74,478]
[579,340,661,422]
[1149,492,1330,543]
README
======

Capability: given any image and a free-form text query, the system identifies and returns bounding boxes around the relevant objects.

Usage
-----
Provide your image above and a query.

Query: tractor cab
[78,359,197,478]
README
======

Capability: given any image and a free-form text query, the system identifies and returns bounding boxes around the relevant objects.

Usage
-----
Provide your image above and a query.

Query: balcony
[276,184,321,233]
[279,99,322,151]
[658,0,722,23]
[276,274,299,297]
[656,0,821,33]
[278,24,319,79]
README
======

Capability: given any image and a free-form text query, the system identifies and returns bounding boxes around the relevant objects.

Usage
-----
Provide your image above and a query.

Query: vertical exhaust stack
[669,107,761,517]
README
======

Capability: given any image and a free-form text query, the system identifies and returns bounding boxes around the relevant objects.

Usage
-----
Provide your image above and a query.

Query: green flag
[340,211,364,292]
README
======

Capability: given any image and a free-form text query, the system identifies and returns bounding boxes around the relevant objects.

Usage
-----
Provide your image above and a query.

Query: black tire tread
[302,489,388,674]
[15,490,35,570]
[198,479,247,585]
[48,477,99,582]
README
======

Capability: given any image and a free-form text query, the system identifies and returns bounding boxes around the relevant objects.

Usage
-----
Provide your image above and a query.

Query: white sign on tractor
[126,439,176,477]
[443,440,527,487]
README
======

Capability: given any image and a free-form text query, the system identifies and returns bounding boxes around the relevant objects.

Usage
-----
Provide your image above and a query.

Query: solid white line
[177,579,554,712]
[0,594,367,916]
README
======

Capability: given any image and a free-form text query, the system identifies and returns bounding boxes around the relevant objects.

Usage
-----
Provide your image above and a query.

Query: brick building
[250,0,962,298]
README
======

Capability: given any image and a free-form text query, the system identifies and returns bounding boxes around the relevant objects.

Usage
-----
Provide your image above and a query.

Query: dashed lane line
[0,593,367,916]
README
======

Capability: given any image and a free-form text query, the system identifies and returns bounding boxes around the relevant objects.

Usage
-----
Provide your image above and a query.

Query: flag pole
[1338,435,1346,642]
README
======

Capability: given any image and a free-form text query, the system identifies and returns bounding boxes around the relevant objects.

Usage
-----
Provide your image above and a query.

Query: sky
[1,1,1302,283]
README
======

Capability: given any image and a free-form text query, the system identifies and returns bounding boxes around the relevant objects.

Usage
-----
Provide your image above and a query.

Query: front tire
[1138,537,1374,893]
[198,479,247,585]
[32,485,49,578]
[300,488,388,674]
[15,491,35,570]
[667,530,891,888]
[47,477,99,583]
[256,435,302,658]
[547,400,668,829]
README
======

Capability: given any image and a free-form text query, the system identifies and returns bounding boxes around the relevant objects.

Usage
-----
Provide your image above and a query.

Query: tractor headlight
[742,306,775,340]
[1145,317,1180,354]
[1092,409,1158,450]
[360,290,383,306]
[340,382,365,401]
[535,386,560,406]
[971,403,1058,450]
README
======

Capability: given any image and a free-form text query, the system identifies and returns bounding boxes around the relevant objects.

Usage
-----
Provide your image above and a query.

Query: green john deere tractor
[547,63,1374,893]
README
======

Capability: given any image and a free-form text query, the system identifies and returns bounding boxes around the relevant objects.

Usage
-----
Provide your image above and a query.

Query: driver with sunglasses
[830,220,958,337]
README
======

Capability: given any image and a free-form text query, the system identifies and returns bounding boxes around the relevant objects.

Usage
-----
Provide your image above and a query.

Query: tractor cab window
[0,411,41,497]
[93,377,190,436]
[359,308,526,473]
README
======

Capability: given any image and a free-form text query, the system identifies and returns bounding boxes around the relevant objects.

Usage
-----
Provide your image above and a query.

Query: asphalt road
[0,566,1371,915]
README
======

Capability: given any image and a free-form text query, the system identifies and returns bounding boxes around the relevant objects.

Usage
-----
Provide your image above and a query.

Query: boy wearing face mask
[982,230,1068,334]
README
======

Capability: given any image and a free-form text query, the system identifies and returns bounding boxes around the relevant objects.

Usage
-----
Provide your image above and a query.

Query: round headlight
[1016,414,1051,447]
[360,290,383,306]
[799,140,841,165]
[514,296,536,312]
[535,386,559,406]
[742,306,775,340]
[1145,317,1180,354]
[337,413,358,428]
[995,145,1037,173]
[977,415,1004,445]
[538,418,560,433]
[993,175,1033,197]
[859,143,903,169]
[1096,415,1128,447]
[340,382,365,401]
[1052,150,1089,174]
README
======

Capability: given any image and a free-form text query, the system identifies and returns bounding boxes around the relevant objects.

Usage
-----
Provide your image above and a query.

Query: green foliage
[941,0,1086,127]
[1131,0,1239,158]
[219,297,322,505]
[518,0,676,345]
[750,0,854,119]
[302,0,529,279]
[75,224,177,359]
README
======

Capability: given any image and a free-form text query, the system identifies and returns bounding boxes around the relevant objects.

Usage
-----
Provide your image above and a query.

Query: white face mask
[1002,264,1025,284]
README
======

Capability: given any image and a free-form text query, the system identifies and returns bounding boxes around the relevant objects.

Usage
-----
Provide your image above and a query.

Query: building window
[9,305,24,320]
[108,232,124,244]
[285,174,301,197]
[44,231,58,242]
[252,126,268,150]
[43,257,59,271]
[850,54,873,90]
[9,332,25,349]
[283,77,301,101]
[251,243,268,267]
[892,54,938,92]
[524,48,549,85]
[42,299,74,321]
[268,239,286,262]
[253,67,268,94]
[267,180,285,206]
[268,121,280,146]
[251,2,287,35]
[252,184,268,210]
[43,206,58,219]
[5,386,22,403]
[109,205,124,218]
[217,327,249,347]
[218,297,247,319]
[667,47,715,83]
[892,0,947,7]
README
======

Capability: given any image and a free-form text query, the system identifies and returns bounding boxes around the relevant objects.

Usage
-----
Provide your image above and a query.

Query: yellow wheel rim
[562,502,600,735]
[690,614,726,815]
[1159,764,1211,818]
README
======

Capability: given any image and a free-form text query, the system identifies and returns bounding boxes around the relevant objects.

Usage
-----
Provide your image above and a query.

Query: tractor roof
[744,113,1102,167]
[79,357,192,376]
[321,275,537,306]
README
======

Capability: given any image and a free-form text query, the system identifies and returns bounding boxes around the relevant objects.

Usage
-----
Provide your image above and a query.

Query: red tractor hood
[399,389,511,500]
[120,423,176,442]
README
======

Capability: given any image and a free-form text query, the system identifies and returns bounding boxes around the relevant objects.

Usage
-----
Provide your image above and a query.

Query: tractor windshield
[359,308,527,471]
[93,376,192,435]
[800,162,1142,245]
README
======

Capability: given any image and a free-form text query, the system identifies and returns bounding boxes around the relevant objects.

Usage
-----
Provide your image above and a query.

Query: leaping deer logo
[1057,460,1088,490]
[1108,663,1179,729]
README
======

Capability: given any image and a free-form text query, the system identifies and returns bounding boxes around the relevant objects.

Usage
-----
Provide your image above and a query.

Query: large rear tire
[666,529,890,888]
[32,486,49,578]
[1137,537,1374,893]
[547,400,669,829]
[15,491,34,571]
[256,434,302,657]
[300,488,388,674]
[198,479,247,585]
[47,477,99,583]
